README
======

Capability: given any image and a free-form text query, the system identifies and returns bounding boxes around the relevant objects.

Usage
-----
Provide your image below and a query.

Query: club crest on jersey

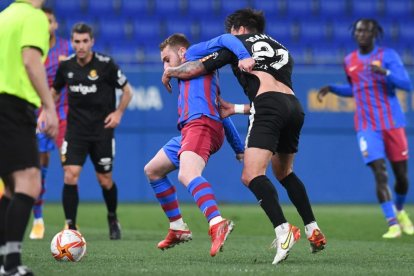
[67,72,74,78]
[88,69,99,81]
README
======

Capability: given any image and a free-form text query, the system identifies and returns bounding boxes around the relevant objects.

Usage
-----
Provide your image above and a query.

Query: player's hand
[236,153,244,162]
[369,64,387,75]
[104,110,122,128]
[218,96,234,118]
[162,69,172,93]
[238,57,255,72]
[37,106,59,139]
[317,86,331,102]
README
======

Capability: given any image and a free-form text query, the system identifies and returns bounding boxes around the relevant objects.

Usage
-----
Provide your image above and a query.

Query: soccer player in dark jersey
[318,19,413,238]
[0,0,58,274]
[52,23,133,240]
[30,7,73,240]
[162,9,327,265]
[145,34,245,253]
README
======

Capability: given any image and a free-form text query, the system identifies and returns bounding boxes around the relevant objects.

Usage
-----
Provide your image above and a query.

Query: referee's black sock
[62,184,79,230]
[248,175,287,228]
[102,182,118,219]
[0,196,11,267]
[280,172,315,225]
[4,193,34,271]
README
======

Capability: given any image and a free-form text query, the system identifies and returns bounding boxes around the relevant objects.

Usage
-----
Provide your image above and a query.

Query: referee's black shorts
[0,94,40,177]
[246,92,305,154]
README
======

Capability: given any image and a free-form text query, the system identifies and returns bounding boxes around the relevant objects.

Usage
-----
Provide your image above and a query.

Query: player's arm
[222,117,244,162]
[377,49,413,92]
[104,84,132,129]
[22,11,58,138]
[317,62,353,102]
[116,83,133,114]
[162,49,236,92]
[317,83,353,102]
[186,34,254,71]
[218,96,249,118]
[187,34,250,60]
[23,47,58,139]
[104,63,132,129]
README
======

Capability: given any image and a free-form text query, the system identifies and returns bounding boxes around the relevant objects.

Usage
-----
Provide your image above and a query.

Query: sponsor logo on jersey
[69,84,97,95]
[88,69,99,81]
[95,53,111,62]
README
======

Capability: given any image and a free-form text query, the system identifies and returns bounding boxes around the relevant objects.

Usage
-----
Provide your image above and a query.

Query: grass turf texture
[24,204,414,275]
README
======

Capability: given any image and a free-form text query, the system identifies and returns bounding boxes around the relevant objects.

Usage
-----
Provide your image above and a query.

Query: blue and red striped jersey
[330,46,412,131]
[176,72,221,129]
[44,37,72,120]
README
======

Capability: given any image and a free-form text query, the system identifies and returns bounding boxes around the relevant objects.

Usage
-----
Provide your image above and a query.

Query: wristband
[234,104,245,114]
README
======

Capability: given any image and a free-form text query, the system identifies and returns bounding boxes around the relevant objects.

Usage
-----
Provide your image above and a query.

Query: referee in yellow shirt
[0,0,58,275]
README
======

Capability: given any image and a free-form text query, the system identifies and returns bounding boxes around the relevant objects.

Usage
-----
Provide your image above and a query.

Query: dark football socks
[102,182,118,217]
[248,175,287,228]
[4,193,34,270]
[62,184,79,230]
[280,172,315,225]
[0,196,11,267]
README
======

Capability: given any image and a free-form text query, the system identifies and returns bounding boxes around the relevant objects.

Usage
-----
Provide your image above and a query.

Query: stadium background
[1,0,413,204]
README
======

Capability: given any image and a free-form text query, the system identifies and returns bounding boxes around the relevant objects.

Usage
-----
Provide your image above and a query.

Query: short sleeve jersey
[0,1,49,107]
[53,52,128,140]
[202,33,294,102]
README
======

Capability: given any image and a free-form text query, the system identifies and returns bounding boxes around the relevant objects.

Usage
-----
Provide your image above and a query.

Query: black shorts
[61,136,115,173]
[0,94,39,177]
[246,92,304,154]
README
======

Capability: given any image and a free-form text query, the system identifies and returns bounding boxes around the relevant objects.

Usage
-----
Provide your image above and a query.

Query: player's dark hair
[71,23,94,39]
[41,7,54,15]
[159,33,190,51]
[225,8,265,33]
[351,18,383,39]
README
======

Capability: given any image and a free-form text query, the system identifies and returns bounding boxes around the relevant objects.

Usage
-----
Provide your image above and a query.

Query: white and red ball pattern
[51,229,86,262]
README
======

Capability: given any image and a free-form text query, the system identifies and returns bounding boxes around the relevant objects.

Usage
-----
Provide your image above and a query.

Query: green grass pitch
[24,203,414,275]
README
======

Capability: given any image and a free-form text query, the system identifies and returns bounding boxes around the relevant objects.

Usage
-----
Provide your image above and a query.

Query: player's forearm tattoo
[169,61,207,80]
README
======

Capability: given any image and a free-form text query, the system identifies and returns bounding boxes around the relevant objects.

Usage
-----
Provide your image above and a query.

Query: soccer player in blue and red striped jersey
[153,33,253,257]
[318,19,414,238]
[30,7,73,240]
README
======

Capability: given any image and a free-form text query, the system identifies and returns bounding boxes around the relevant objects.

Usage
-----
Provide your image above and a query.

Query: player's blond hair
[159,33,190,51]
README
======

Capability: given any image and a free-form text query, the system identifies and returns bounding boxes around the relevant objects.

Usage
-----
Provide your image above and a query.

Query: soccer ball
[50,229,87,262]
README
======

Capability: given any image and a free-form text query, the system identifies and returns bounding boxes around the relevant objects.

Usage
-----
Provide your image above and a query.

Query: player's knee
[14,168,42,198]
[241,172,253,186]
[63,169,79,184]
[97,174,112,189]
[177,172,187,185]
[143,163,156,181]
[373,170,388,186]
[178,171,195,186]
[272,165,293,181]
